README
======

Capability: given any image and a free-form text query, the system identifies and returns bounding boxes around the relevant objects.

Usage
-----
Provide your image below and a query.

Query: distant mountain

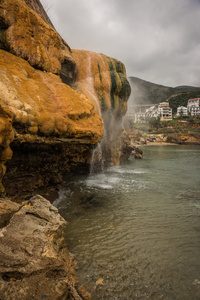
[128,76,200,114]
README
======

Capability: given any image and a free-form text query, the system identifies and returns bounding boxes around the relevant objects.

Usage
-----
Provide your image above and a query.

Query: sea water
[53,145,200,299]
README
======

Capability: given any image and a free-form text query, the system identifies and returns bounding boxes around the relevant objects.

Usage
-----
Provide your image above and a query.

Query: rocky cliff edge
[0,0,131,197]
[0,0,104,197]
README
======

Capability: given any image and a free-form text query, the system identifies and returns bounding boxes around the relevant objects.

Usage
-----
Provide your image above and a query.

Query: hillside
[128,76,200,114]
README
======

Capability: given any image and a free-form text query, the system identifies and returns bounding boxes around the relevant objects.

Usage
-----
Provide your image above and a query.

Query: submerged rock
[131,146,143,159]
[0,195,83,300]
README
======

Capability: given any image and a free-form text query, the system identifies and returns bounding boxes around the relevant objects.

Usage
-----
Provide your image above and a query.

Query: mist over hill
[128,76,200,114]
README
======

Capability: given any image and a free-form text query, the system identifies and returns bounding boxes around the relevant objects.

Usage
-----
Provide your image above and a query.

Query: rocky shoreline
[128,128,200,147]
[0,195,89,300]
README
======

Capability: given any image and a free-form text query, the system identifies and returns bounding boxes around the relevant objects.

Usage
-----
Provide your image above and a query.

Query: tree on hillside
[148,116,161,130]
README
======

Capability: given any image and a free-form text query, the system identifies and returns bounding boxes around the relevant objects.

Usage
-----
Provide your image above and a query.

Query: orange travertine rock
[73,50,130,116]
[0,50,103,140]
[0,106,14,196]
[21,0,55,28]
[73,49,131,166]
[0,49,103,195]
[0,0,75,78]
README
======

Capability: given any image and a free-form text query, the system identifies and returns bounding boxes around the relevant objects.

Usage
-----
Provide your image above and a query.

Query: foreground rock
[0,195,84,300]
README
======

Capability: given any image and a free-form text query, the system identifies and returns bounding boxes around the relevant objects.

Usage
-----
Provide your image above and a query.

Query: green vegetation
[148,116,161,130]
[132,122,149,132]
[128,116,200,137]
[168,90,200,114]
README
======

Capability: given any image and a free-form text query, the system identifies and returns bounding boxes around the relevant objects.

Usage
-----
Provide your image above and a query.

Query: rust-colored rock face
[0,50,103,141]
[73,50,130,118]
[0,107,14,197]
[0,0,75,82]
[73,49,131,167]
[0,49,103,197]
[21,0,55,28]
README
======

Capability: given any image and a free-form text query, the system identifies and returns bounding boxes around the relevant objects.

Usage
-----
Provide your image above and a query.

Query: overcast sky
[40,0,200,87]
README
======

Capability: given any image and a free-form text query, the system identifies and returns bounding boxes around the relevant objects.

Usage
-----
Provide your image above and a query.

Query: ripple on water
[54,145,200,300]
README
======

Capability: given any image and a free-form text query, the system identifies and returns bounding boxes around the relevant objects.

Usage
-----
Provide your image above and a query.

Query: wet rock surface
[0,195,83,300]
[4,141,94,199]
[73,50,131,168]
[131,146,143,159]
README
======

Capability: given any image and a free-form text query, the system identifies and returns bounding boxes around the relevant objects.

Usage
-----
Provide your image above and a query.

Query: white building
[187,98,200,116]
[134,112,146,123]
[145,105,159,119]
[158,102,172,121]
[177,106,188,116]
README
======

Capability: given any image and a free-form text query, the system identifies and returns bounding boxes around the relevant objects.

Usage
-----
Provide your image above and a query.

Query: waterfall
[74,51,101,114]
[72,49,131,172]
[90,142,104,174]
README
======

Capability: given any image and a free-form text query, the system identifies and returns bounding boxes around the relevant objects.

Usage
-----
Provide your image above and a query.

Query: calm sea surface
[53,145,200,299]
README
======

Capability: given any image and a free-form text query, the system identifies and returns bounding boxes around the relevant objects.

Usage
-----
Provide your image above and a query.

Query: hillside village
[124,97,200,147]
[127,97,200,123]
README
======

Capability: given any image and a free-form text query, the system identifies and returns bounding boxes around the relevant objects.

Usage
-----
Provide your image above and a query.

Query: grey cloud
[41,0,200,87]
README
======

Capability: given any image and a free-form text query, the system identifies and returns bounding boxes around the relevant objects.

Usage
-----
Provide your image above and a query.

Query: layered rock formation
[0,195,83,300]
[73,50,131,168]
[0,49,103,197]
[0,0,103,197]
[0,0,75,83]
[21,0,55,28]
[0,0,131,198]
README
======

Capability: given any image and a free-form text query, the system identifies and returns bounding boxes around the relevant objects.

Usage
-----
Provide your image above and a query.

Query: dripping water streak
[90,142,104,174]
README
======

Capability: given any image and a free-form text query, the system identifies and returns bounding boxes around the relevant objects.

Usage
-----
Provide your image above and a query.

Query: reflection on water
[53,145,200,299]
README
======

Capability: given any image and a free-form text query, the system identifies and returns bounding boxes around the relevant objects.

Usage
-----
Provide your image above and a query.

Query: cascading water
[72,49,132,171]
[74,51,101,114]
[90,142,104,174]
